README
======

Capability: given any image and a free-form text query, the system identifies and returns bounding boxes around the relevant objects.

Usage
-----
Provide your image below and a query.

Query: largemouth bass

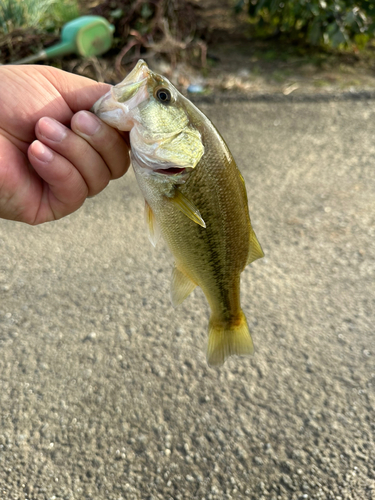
[93,60,264,366]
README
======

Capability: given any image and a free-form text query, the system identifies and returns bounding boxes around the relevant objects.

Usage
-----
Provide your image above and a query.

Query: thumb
[42,65,112,112]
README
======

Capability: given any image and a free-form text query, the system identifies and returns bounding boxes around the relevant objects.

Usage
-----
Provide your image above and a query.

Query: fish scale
[93,59,264,366]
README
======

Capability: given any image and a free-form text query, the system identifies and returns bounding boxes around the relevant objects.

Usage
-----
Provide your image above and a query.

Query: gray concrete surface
[0,99,374,500]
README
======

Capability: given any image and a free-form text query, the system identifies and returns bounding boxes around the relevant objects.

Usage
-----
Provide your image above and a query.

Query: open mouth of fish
[154,167,186,175]
[133,149,196,180]
[132,149,190,178]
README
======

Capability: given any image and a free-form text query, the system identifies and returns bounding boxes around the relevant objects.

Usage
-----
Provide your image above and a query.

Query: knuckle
[87,171,110,197]
[55,163,88,201]
[57,163,77,185]
[94,129,120,152]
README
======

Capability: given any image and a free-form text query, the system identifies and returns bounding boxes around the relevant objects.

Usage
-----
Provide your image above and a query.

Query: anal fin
[170,266,197,307]
[246,229,264,265]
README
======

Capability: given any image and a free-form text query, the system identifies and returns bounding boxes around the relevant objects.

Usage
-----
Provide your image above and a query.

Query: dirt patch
[202,39,375,96]
[58,36,375,100]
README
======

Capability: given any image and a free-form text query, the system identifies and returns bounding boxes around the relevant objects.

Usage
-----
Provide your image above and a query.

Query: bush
[236,0,375,48]
[0,0,79,34]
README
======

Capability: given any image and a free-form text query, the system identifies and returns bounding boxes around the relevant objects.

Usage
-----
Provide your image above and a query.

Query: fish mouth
[120,59,150,85]
[111,60,149,104]
[92,60,150,130]
[154,167,187,176]
[131,150,191,179]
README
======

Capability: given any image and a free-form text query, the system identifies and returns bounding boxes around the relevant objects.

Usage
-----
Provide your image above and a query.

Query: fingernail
[39,117,67,142]
[75,111,101,136]
[31,141,54,162]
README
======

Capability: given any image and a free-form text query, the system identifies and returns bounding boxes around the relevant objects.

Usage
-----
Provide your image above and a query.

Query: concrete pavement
[0,98,374,500]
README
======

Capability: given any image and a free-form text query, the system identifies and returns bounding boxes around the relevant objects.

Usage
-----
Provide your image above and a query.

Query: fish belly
[133,153,254,366]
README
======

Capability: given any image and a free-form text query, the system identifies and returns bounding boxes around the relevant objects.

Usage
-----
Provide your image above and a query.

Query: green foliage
[236,0,375,48]
[0,0,79,34]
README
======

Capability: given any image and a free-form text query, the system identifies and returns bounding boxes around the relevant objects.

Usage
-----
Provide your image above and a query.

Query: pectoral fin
[144,201,160,247]
[246,229,264,265]
[168,190,206,228]
[170,266,197,307]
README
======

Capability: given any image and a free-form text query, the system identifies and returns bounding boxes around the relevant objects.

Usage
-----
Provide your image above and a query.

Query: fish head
[93,60,204,176]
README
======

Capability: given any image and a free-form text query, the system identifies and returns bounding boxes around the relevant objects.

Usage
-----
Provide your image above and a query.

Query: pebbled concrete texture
[0,99,374,500]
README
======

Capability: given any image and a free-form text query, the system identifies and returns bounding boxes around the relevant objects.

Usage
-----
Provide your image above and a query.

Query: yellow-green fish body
[93,60,263,366]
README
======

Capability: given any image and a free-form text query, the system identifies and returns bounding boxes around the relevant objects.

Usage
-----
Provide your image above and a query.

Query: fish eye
[155,88,171,103]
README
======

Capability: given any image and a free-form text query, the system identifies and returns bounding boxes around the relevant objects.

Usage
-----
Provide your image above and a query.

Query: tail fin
[207,310,254,367]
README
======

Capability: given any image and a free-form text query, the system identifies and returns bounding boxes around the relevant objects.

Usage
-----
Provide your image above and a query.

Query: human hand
[0,65,130,224]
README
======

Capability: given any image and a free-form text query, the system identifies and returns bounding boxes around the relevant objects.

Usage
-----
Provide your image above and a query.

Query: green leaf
[236,0,375,48]
[140,3,153,20]
[308,19,322,45]
[255,0,269,16]
[269,0,280,15]
[330,26,347,47]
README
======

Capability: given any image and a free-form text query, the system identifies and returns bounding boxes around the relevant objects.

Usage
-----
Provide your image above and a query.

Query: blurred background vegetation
[0,0,79,34]
[1,0,375,90]
[236,0,375,49]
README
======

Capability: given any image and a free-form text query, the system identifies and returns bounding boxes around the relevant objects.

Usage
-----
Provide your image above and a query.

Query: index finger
[71,110,130,180]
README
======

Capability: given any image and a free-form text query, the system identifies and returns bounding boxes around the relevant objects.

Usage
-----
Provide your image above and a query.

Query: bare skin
[0,65,130,225]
